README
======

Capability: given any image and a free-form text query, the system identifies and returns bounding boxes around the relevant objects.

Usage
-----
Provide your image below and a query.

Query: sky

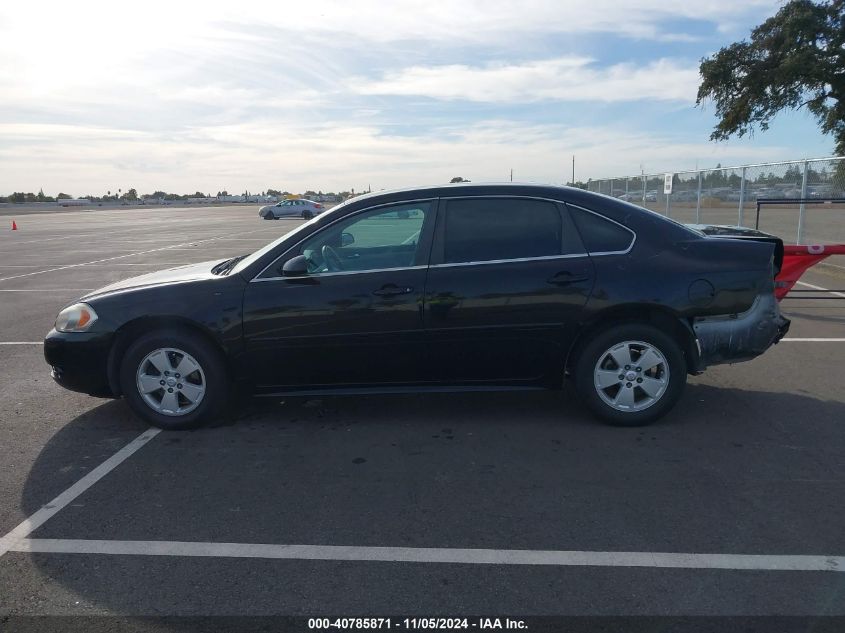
[0,0,838,196]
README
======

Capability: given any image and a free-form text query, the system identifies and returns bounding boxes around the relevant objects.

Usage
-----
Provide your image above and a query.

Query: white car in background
[259,199,324,220]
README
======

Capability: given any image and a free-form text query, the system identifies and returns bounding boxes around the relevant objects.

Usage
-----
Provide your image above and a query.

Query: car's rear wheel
[119,329,228,430]
[302,210,313,220]
[574,323,686,426]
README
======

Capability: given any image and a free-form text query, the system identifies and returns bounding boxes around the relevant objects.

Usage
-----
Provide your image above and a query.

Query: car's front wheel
[574,323,686,426]
[119,328,228,430]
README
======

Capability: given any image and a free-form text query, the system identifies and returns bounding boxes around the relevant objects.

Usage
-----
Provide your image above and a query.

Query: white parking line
[88,263,189,266]
[6,539,843,572]
[0,263,193,267]
[0,428,160,558]
[0,264,182,267]
[0,289,92,292]
[796,281,845,299]
[0,341,43,345]
[0,228,268,284]
[162,248,239,251]
[1,233,99,246]
[104,238,272,243]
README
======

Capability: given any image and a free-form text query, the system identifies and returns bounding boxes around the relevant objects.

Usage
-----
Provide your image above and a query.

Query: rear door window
[567,204,635,254]
[440,198,575,264]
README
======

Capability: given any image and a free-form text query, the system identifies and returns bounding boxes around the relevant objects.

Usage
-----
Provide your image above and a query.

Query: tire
[574,323,686,426]
[302,210,313,220]
[119,328,229,430]
[264,211,276,220]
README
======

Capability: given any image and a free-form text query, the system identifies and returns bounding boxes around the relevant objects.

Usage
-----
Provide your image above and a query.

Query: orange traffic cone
[11,220,17,230]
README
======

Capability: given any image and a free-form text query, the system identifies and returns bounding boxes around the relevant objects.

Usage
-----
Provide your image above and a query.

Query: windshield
[230,212,331,275]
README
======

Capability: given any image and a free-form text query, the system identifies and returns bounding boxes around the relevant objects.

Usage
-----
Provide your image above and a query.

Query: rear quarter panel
[583,223,776,319]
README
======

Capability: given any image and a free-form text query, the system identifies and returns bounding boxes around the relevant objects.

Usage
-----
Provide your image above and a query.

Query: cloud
[0,0,813,195]
[0,0,777,88]
[353,57,700,103]
[0,119,789,195]
[186,0,772,43]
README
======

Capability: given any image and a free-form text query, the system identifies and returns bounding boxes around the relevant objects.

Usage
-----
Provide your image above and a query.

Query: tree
[697,0,845,155]
[56,192,72,200]
[35,188,55,202]
[450,176,470,183]
[121,188,138,201]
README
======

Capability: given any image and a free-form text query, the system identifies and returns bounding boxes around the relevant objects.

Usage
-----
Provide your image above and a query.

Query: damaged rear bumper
[692,293,790,371]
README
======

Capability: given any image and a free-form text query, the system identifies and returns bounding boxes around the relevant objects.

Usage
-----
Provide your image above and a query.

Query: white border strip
[796,281,845,299]
[781,338,845,342]
[8,539,844,572]
[0,428,160,558]
[0,341,44,345]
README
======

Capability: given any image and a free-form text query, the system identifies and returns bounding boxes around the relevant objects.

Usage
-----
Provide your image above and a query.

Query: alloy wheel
[135,347,206,416]
[593,340,669,412]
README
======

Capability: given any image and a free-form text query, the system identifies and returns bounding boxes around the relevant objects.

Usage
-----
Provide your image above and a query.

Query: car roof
[338,182,635,218]
[335,182,702,241]
[338,182,606,210]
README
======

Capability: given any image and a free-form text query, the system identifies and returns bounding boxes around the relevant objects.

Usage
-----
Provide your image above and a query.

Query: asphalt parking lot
[1,205,844,623]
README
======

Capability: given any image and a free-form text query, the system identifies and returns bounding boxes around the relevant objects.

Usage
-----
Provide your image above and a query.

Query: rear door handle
[373,284,414,297]
[547,271,590,285]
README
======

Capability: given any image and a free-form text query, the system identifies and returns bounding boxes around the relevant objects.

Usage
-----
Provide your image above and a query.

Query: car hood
[82,260,221,300]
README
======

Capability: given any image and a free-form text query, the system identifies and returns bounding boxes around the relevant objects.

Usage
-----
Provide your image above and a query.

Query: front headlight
[55,303,99,332]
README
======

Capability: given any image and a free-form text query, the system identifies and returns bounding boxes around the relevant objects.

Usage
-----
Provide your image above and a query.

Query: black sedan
[45,183,790,429]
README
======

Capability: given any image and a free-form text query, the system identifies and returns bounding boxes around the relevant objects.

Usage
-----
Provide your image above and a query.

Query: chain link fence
[587,157,845,244]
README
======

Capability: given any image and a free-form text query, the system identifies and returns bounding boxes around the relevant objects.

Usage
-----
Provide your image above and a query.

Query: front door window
[299,202,430,274]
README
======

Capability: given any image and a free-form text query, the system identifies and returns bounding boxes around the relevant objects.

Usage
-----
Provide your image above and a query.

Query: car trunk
[686,224,784,277]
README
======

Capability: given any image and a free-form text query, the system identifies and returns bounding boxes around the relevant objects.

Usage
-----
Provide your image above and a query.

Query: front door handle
[547,271,590,285]
[373,284,414,297]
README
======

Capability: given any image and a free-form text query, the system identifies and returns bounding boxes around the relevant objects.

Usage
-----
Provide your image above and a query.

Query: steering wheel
[321,244,344,272]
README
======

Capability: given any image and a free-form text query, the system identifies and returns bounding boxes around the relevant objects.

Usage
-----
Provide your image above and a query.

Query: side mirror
[281,254,309,277]
[341,232,355,247]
